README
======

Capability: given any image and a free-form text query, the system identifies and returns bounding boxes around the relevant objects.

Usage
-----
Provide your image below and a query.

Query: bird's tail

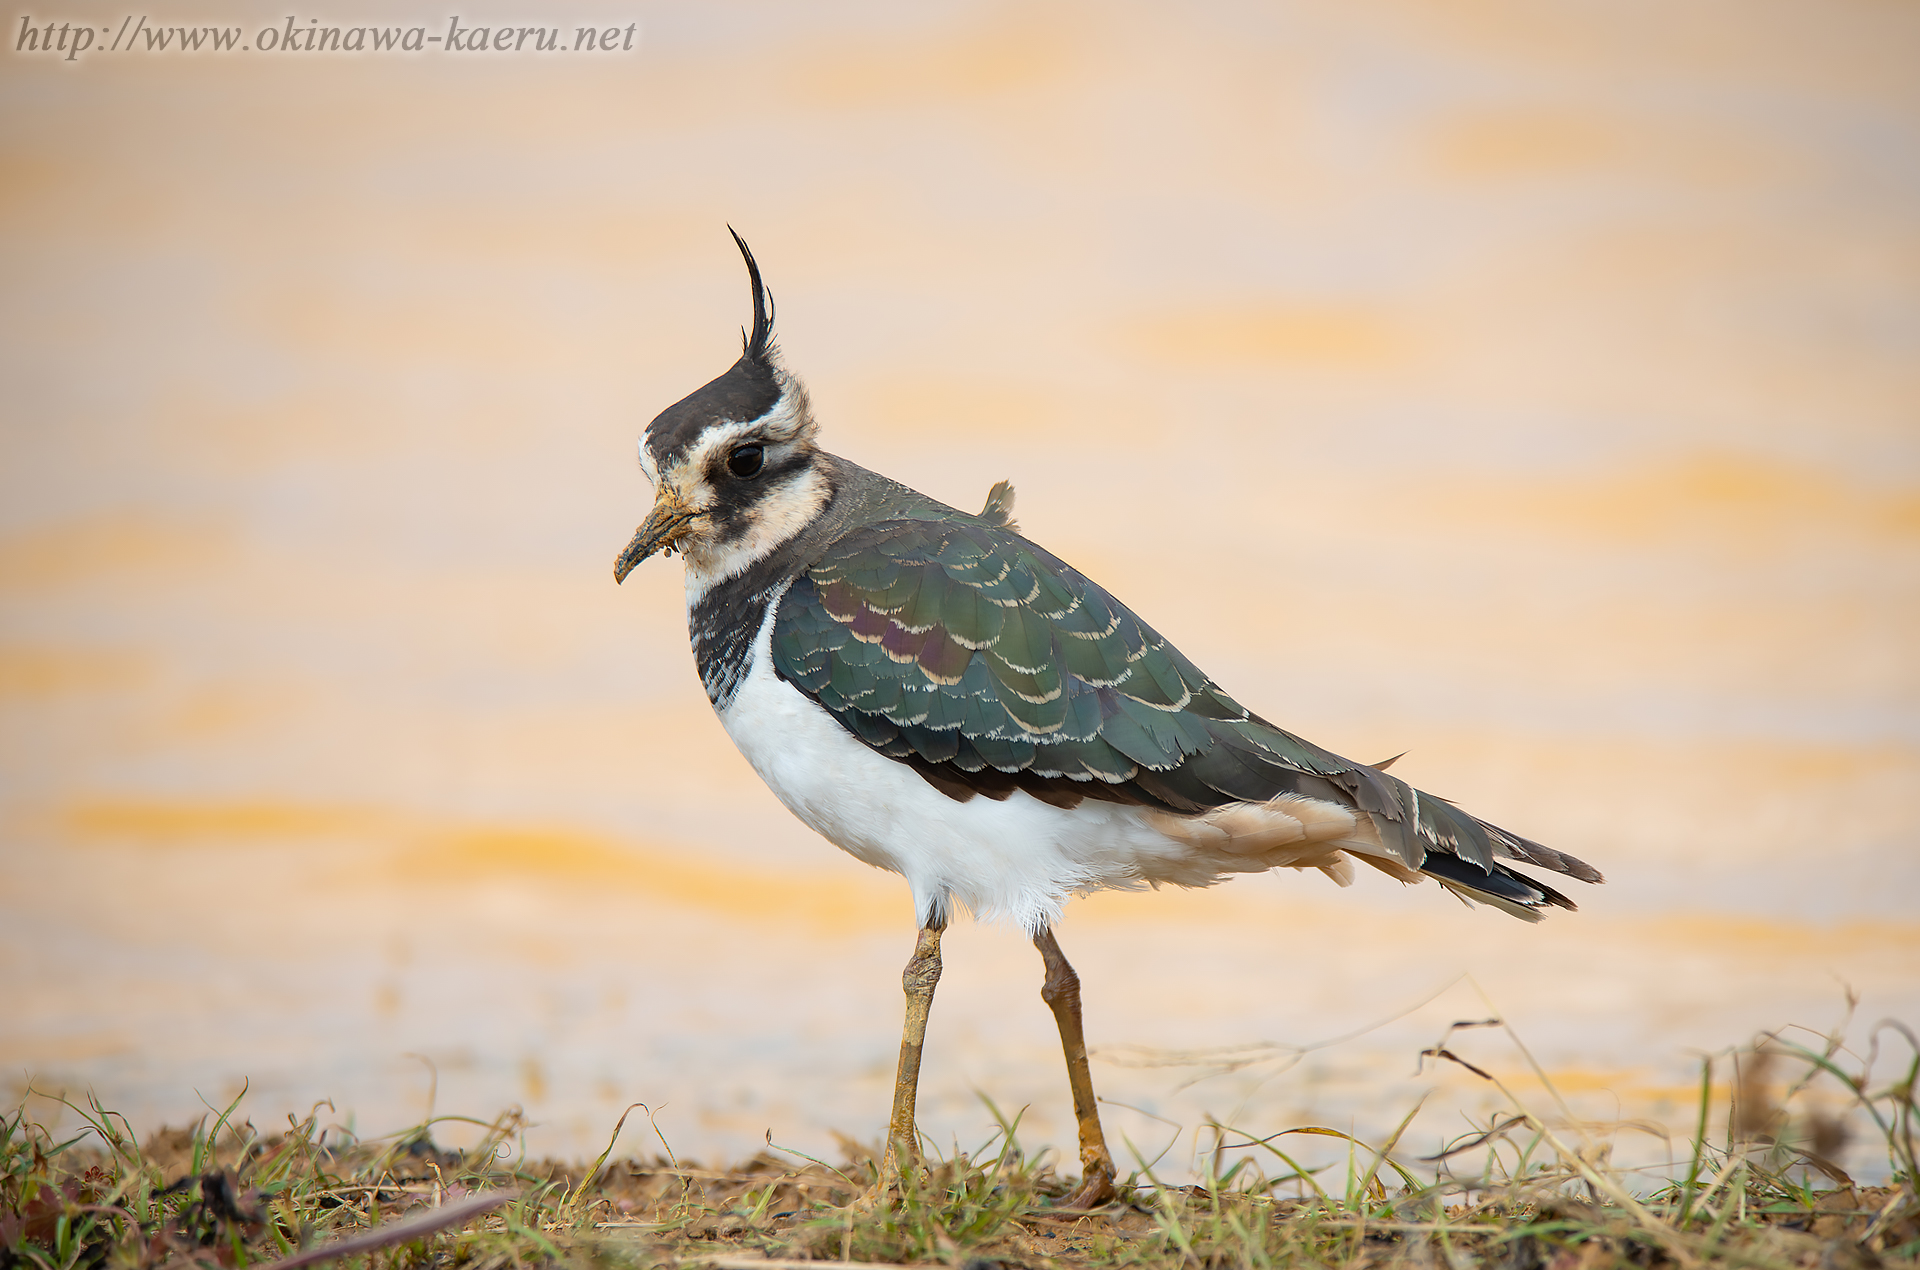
[1414,848,1576,923]
[1142,790,1600,923]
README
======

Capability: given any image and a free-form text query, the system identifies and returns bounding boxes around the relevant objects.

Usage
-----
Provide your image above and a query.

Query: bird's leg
[864,920,944,1206]
[1034,927,1118,1209]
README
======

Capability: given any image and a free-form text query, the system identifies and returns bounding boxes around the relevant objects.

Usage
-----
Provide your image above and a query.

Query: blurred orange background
[3,0,1917,1183]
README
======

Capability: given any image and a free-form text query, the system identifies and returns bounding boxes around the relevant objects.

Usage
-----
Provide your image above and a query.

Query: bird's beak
[614,487,703,583]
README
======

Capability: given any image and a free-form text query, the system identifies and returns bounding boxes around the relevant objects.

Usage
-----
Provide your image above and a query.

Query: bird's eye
[727,444,765,478]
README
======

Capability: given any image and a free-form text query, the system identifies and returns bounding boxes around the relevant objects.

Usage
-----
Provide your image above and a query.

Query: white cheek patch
[682,463,830,600]
[637,440,659,486]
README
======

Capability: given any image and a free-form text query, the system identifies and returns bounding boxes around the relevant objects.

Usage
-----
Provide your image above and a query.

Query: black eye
[727,443,765,478]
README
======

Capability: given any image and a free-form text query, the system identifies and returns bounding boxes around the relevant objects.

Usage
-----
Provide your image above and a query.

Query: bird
[614,231,1603,1209]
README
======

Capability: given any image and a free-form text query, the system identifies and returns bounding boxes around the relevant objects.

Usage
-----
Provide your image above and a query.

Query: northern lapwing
[614,232,1603,1208]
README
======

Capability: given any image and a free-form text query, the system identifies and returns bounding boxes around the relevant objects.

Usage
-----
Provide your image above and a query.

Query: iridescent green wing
[773,516,1481,858]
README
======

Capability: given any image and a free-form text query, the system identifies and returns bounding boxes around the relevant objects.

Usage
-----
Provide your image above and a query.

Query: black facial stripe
[701,452,819,544]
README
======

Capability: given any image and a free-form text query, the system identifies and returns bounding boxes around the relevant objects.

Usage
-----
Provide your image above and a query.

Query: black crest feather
[729,226,774,364]
[641,230,785,464]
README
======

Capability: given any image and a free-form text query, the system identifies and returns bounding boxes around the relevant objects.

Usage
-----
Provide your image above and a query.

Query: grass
[4,1016,1914,1270]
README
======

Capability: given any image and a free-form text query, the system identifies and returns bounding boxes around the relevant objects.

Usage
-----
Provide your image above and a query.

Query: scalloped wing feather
[767,512,1601,902]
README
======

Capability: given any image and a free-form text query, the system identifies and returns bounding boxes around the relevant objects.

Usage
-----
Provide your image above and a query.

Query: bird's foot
[843,1180,891,1214]
[841,1145,912,1213]
[1052,1157,1118,1212]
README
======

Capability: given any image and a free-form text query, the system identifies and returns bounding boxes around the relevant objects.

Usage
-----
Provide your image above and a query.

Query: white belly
[714,605,1204,933]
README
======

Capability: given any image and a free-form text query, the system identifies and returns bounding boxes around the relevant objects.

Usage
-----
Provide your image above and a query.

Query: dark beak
[614,488,703,583]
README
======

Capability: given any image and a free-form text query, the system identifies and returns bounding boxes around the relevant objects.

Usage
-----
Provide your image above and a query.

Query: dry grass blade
[256,1188,519,1270]
[698,1252,952,1260]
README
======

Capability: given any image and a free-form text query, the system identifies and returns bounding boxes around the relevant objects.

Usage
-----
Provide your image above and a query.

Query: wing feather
[767,510,1600,903]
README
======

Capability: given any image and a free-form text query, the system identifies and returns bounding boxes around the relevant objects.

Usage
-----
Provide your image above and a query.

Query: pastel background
[3,0,1916,1184]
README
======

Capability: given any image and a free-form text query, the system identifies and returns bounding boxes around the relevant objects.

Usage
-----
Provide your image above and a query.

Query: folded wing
[769,513,1601,918]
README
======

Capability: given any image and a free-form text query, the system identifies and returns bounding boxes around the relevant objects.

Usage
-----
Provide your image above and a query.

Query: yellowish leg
[861,922,944,1207]
[1035,927,1117,1208]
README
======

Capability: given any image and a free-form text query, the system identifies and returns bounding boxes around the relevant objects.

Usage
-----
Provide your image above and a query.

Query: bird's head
[615,230,826,586]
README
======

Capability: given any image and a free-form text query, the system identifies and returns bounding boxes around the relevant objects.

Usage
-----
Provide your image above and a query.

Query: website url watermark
[13,15,639,60]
